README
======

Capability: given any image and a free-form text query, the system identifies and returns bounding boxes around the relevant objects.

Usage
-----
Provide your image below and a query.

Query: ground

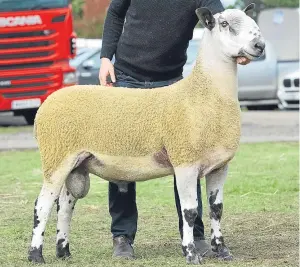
[0,142,298,267]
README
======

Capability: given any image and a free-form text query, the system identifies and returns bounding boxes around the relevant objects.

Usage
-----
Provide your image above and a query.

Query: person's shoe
[112,236,135,259]
[194,239,217,258]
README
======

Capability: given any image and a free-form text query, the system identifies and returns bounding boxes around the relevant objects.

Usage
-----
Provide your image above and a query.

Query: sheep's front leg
[56,185,77,259]
[175,166,203,264]
[205,164,233,261]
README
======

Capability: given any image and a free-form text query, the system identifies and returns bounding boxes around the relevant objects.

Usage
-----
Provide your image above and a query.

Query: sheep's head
[196,4,265,60]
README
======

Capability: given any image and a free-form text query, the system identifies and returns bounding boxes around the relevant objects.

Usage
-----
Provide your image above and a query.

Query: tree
[71,0,84,19]
[261,0,298,7]
[226,0,298,22]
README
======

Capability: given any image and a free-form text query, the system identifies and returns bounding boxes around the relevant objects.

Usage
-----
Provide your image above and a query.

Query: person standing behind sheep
[99,0,250,260]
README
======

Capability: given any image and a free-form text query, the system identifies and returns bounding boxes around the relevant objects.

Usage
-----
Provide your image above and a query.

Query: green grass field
[0,143,298,267]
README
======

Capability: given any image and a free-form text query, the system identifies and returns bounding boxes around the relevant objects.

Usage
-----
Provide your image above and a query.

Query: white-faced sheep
[28,4,265,265]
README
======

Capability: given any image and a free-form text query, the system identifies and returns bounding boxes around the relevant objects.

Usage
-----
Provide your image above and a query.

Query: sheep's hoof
[28,247,45,264]
[183,243,204,265]
[216,246,233,261]
[56,243,71,260]
[186,253,204,264]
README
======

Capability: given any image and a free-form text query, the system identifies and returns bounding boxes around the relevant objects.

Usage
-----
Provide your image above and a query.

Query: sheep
[28,4,265,265]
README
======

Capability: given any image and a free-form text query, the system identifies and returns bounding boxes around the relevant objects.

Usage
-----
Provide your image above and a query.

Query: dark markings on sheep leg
[28,246,45,264]
[56,198,60,213]
[209,190,223,221]
[209,189,219,206]
[209,189,232,260]
[33,198,40,229]
[56,238,71,259]
[182,243,196,256]
[210,203,223,221]
[183,208,198,227]
[211,235,225,251]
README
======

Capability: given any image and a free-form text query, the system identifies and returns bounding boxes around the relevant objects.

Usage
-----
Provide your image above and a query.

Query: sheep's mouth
[238,49,262,60]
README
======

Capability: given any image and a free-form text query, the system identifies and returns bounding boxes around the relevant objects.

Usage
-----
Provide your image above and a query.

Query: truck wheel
[23,110,37,125]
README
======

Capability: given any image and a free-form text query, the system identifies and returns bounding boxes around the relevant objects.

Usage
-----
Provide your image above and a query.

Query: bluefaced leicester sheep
[28,4,265,265]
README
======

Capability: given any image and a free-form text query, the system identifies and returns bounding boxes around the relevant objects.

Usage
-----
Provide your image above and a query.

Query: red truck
[0,0,77,124]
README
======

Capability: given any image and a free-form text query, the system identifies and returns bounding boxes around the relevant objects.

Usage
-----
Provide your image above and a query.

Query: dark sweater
[100,0,224,82]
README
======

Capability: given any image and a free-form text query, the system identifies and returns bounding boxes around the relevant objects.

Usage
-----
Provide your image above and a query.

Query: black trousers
[109,69,205,243]
[109,177,204,243]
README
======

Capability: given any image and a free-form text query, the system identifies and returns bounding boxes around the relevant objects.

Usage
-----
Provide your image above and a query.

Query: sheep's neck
[189,31,238,99]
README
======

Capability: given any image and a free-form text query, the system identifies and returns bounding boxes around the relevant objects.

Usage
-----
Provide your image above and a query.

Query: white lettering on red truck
[0,15,42,27]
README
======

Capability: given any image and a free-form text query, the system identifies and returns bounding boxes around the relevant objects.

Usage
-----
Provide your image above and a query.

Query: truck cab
[0,0,77,124]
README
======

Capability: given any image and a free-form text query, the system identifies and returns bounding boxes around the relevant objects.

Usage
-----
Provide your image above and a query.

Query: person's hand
[236,57,251,65]
[99,58,116,86]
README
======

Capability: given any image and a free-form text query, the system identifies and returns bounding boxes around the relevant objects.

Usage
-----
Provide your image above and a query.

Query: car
[277,70,300,109]
[70,47,102,85]
[75,47,91,57]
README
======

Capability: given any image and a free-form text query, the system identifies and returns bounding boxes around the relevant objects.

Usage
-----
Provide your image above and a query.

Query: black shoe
[112,236,135,259]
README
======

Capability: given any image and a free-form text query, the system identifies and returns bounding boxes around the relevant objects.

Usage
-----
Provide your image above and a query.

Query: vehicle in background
[0,0,77,125]
[75,47,91,57]
[76,38,102,50]
[70,47,102,85]
[277,70,299,109]
[258,8,299,109]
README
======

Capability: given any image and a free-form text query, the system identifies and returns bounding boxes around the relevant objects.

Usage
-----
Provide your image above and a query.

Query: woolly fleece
[34,62,241,182]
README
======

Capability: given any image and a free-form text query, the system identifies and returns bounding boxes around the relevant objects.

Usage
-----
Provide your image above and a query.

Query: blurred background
[0,0,298,147]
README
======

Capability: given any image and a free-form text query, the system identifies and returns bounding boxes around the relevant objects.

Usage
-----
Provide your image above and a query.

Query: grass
[0,142,298,267]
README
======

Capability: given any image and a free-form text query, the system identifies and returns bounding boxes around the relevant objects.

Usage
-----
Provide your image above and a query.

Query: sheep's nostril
[254,41,265,53]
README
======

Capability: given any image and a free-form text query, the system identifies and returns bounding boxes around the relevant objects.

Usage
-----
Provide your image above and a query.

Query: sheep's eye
[221,21,228,27]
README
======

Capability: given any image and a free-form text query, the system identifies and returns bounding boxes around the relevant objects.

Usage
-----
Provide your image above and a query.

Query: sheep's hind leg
[175,166,203,265]
[28,183,62,263]
[56,185,77,259]
[205,164,233,261]
[56,168,90,259]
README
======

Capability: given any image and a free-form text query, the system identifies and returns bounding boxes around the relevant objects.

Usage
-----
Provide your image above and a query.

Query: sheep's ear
[196,8,215,31]
[243,3,255,16]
